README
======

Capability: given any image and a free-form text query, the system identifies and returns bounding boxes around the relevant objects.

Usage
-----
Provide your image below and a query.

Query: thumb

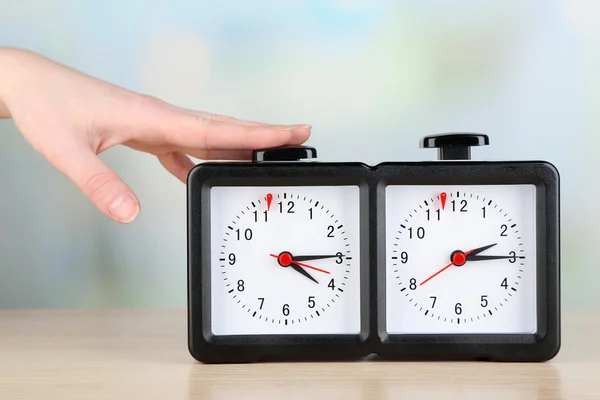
[54,147,140,224]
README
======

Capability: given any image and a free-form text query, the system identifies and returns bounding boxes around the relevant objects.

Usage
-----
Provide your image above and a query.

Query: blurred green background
[0,0,595,308]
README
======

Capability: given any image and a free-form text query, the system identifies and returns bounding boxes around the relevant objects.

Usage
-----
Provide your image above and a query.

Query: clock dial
[210,186,361,335]
[385,184,537,334]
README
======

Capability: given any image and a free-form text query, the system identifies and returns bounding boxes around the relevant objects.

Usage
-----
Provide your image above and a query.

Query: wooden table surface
[0,309,597,399]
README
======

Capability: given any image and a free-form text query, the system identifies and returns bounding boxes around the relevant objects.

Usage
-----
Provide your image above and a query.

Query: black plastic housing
[187,160,560,364]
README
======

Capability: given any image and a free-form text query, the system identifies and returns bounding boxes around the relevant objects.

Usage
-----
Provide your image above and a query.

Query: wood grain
[0,309,596,399]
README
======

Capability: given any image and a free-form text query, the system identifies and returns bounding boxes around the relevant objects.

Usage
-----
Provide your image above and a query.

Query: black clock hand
[290,263,319,284]
[292,255,338,262]
[469,243,497,256]
[466,255,526,261]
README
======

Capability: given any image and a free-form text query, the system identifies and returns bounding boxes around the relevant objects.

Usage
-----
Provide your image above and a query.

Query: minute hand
[466,255,525,261]
[292,255,339,262]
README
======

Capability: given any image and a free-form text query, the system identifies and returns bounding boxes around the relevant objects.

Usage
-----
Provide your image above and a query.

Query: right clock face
[385,184,537,334]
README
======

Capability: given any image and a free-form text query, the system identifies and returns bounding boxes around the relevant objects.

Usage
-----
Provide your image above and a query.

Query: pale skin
[0,47,311,224]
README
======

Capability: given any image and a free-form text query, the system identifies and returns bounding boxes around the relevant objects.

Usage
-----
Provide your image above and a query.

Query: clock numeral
[430,296,437,308]
[257,297,265,310]
[508,251,517,263]
[236,228,253,241]
[308,208,313,219]
[501,277,508,289]
[455,303,462,315]
[328,278,336,290]
[409,278,417,290]
[237,280,245,292]
[426,209,441,221]
[400,252,409,264]
[279,201,295,213]
[480,295,488,307]
[308,296,316,309]
[327,225,335,238]
[282,304,290,316]
[408,227,425,239]
[500,224,508,236]
[253,210,268,222]
[452,200,467,212]
[335,252,344,264]
[482,207,486,218]
[228,253,236,265]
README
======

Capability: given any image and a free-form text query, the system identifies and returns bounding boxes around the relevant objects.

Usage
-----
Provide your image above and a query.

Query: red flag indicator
[266,193,273,211]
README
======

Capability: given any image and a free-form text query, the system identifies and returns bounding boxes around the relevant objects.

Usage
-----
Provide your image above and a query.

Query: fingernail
[109,195,140,223]
[292,124,312,129]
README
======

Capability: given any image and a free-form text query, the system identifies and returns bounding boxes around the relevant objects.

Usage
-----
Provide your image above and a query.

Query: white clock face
[385,184,537,334]
[210,185,361,335]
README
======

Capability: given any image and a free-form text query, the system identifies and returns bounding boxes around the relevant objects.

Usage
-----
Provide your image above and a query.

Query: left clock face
[209,185,362,335]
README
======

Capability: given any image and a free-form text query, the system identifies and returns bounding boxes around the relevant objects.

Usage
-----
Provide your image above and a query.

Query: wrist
[0,47,21,118]
[0,48,10,118]
[0,47,36,119]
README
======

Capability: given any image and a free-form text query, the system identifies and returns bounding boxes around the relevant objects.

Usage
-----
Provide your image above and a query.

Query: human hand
[0,48,311,224]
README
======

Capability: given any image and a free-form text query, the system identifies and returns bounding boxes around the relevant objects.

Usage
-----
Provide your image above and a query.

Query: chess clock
[187,133,560,363]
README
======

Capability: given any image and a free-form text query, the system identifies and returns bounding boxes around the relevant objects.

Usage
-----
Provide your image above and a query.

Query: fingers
[185,119,309,150]
[157,151,195,183]
[200,112,313,145]
[158,149,261,183]
[163,144,323,183]
[52,146,141,224]
[150,105,312,150]
[183,148,252,161]
[275,125,312,146]
[189,109,296,129]
[0,101,10,119]
[198,112,267,126]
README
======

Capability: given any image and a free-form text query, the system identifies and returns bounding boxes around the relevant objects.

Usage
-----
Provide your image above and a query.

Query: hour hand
[290,263,319,284]
[469,243,497,256]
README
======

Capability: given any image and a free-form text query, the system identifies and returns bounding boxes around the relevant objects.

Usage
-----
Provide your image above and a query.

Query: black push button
[252,146,317,162]
[421,133,489,160]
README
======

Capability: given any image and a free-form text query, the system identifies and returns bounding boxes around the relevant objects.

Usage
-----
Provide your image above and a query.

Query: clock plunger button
[420,132,489,160]
[277,252,293,267]
[252,146,317,162]
[450,250,467,267]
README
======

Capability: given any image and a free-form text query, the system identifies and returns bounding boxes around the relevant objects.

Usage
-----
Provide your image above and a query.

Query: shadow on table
[186,360,562,400]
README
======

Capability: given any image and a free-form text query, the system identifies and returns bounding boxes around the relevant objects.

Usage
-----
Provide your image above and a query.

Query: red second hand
[269,254,330,274]
[420,261,453,286]
[294,260,330,274]
[420,249,473,286]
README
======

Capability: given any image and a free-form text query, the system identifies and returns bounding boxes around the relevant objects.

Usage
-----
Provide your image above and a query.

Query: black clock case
[187,161,560,364]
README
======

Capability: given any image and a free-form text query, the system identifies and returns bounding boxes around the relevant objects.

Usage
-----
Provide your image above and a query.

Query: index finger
[146,104,312,150]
